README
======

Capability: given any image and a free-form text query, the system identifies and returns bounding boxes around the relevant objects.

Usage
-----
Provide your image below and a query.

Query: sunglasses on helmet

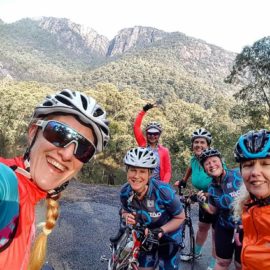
[147,132,160,137]
[35,120,96,163]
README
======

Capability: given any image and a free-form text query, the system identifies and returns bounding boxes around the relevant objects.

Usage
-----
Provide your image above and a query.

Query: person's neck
[136,185,148,200]
[213,169,226,184]
[148,142,158,149]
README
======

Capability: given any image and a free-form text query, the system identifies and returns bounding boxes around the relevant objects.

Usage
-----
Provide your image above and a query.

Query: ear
[28,124,39,145]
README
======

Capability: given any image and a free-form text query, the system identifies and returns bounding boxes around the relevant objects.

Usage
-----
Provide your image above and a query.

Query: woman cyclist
[233,129,270,270]
[174,128,217,270]
[120,147,185,270]
[133,103,172,183]
[197,148,242,270]
[0,89,109,270]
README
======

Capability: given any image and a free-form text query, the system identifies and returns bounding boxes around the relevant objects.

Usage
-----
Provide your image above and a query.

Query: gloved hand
[143,103,154,112]
[179,179,187,188]
[197,190,207,204]
[151,227,165,239]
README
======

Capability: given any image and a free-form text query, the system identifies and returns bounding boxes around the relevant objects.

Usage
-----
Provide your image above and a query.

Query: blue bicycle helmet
[234,129,270,162]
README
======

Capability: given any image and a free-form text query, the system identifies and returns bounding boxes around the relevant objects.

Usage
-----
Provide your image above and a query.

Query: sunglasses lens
[74,139,96,163]
[43,121,96,163]
[147,132,160,136]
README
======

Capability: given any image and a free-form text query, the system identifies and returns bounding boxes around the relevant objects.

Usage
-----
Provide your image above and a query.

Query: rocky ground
[36,181,218,270]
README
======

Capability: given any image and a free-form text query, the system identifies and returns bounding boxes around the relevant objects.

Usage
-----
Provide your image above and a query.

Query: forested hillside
[0,17,267,184]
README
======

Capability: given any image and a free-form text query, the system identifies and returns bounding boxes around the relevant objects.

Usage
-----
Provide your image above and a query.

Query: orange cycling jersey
[241,203,270,270]
[0,156,47,270]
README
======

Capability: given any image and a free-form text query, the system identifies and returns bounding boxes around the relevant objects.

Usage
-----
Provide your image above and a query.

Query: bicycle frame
[108,224,154,270]
[179,185,196,269]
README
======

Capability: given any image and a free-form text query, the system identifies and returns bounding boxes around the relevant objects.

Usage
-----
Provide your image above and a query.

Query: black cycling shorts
[214,223,242,263]
[199,204,217,227]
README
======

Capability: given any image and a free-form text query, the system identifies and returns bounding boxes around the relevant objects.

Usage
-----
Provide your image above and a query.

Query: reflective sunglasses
[147,132,160,137]
[35,120,96,163]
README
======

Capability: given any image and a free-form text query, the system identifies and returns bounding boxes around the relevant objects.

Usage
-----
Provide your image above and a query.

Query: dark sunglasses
[35,120,96,163]
[147,132,160,137]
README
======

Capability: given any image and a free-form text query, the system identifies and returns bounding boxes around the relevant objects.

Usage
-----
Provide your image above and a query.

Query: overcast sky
[0,0,269,52]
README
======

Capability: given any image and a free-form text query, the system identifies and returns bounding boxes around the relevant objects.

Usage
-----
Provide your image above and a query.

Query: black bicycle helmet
[199,148,222,166]
[234,129,270,162]
[191,128,212,145]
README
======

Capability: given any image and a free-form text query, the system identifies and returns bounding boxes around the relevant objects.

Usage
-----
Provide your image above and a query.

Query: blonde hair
[28,197,60,270]
[233,183,250,221]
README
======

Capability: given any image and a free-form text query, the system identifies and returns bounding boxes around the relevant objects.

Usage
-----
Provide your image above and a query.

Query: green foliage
[226,36,270,128]
[0,80,53,156]
[0,80,243,184]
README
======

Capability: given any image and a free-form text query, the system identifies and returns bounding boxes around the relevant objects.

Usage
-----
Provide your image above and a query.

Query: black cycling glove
[151,227,165,238]
[143,103,154,112]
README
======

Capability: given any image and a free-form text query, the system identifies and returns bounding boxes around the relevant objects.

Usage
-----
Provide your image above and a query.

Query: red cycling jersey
[0,156,47,270]
[241,203,270,270]
[133,110,171,183]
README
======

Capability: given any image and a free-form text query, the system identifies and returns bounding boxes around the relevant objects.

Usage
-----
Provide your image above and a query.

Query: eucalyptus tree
[226,36,270,128]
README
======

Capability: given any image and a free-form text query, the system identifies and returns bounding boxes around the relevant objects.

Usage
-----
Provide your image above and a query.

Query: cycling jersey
[120,179,183,269]
[120,179,183,240]
[241,203,270,270]
[0,157,47,270]
[149,147,160,181]
[133,110,171,182]
[190,156,212,191]
[0,163,19,251]
[208,168,242,229]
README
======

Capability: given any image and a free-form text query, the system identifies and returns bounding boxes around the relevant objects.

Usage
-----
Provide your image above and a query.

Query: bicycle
[178,184,196,270]
[104,223,159,270]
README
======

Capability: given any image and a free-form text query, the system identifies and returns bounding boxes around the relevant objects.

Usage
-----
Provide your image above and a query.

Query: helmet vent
[43,101,54,106]
[80,95,88,110]
[94,108,104,117]
[61,90,73,98]
[55,96,73,107]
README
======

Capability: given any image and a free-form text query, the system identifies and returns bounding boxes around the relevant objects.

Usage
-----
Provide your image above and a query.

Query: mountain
[107,26,167,57]
[0,17,237,106]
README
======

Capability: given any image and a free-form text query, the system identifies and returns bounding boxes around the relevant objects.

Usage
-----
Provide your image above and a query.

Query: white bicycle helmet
[145,121,162,133]
[124,147,157,169]
[191,128,212,145]
[33,89,109,152]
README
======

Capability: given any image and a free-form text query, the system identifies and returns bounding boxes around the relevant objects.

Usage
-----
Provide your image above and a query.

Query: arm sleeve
[133,110,147,147]
[162,148,172,183]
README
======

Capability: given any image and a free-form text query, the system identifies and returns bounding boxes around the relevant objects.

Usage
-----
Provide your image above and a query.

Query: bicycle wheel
[180,220,195,269]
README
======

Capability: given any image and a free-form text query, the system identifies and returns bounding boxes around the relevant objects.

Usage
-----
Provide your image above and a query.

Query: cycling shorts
[199,204,217,227]
[138,250,179,270]
[215,223,242,263]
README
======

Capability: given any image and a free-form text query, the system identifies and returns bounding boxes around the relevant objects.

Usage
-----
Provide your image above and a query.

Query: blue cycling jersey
[120,179,183,243]
[208,168,242,229]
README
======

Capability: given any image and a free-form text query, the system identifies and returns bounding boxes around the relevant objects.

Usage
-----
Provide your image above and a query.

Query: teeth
[47,157,65,171]
[251,181,264,186]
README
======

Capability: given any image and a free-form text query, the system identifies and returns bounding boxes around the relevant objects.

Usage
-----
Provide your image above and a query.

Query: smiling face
[127,166,151,195]
[28,115,95,191]
[203,156,223,179]
[241,158,270,199]
[192,137,209,156]
[146,132,160,146]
